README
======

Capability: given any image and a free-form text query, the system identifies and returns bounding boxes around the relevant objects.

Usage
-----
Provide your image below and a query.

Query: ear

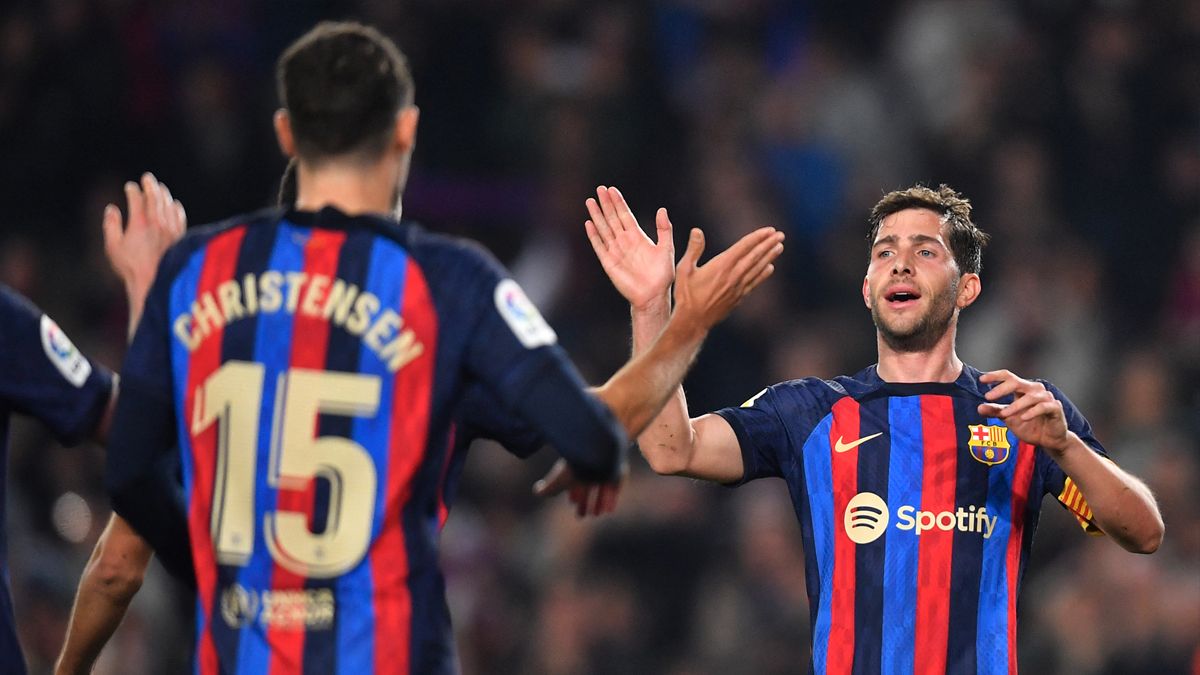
[274,109,296,158]
[862,276,872,309]
[392,106,420,154]
[956,272,981,309]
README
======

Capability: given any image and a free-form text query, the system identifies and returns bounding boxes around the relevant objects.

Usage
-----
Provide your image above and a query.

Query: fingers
[586,195,619,251]
[584,218,608,255]
[595,184,626,232]
[744,263,776,295]
[717,226,780,265]
[977,402,1005,418]
[140,172,166,229]
[608,186,639,234]
[978,389,1058,422]
[569,483,619,518]
[655,207,674,252]
[597,483,620,515]
[123,180,145,228]
[678,228,705,272]
[173,199,187,237]
[981,369,1027,401]
[101,204,123,258]
[1020,398,1064,422]
[999,389,1055,420]
[532,460,571,498]
[729,230,785,283]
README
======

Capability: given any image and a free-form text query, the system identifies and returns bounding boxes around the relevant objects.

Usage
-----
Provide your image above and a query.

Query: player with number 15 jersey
[104,205,630,674]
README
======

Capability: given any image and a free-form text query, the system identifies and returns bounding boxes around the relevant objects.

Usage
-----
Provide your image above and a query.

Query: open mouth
[884,287,921,305]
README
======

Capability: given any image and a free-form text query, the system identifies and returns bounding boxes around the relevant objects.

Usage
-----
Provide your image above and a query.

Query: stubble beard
[872,278,958,353]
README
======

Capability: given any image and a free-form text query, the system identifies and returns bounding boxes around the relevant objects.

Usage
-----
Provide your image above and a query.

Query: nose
[890,251,913,276]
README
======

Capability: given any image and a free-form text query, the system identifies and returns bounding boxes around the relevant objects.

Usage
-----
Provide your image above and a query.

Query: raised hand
[977,370,1070,455]
[584,186,675,310]
[104,172,186,335]
[532,458,623,518]
[671,226,784,332]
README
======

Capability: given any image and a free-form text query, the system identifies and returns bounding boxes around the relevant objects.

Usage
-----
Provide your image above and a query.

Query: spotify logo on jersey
[844,492,889,544]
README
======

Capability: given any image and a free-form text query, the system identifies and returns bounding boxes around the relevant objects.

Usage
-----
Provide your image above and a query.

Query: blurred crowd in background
[1,0,1197,673]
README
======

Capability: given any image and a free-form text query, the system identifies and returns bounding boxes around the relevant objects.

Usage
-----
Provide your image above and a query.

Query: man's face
[863,208,967,352]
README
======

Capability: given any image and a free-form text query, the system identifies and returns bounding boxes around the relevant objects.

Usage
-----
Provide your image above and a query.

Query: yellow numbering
[192,361,382,578]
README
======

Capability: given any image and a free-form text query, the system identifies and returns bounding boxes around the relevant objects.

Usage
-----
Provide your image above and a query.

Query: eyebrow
[872,233,947,249]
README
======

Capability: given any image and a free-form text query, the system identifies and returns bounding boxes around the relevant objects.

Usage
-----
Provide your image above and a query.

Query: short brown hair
[276,21,414,164]
[867,184,990,275]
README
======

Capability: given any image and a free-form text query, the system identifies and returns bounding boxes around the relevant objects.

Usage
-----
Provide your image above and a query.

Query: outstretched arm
[978,370,1164,554]
[93,173,186,442]
[595,186,763,480]
[592,186,776,482]
[60,174,185,673]
[534,187,783,507]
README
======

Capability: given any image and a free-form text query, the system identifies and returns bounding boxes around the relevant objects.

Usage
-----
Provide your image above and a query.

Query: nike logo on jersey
[834,432,883,453]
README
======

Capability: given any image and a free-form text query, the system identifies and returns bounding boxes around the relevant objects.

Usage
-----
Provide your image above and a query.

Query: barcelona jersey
[0,285,113,674]
[716,365,1104,675]
[105,206,624,675]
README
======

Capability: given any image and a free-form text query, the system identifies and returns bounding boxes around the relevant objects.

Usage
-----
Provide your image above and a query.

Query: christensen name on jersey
[172,271,423,373]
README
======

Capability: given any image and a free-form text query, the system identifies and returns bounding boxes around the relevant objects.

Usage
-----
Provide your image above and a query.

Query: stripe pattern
[1057,478,1099,533]
[168,220,442,674]
[801,392,1040,675]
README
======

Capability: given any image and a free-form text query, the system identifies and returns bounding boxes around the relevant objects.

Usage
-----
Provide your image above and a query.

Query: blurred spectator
[2,0,1196,672]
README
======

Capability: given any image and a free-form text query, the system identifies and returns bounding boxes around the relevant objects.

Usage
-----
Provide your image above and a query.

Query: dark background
[2,0,1197,672]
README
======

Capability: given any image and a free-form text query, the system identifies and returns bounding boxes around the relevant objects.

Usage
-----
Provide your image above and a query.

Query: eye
[918,249,935,258]
[877,250,893,258]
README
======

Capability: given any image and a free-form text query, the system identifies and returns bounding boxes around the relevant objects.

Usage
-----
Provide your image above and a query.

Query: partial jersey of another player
[0,291,113,673]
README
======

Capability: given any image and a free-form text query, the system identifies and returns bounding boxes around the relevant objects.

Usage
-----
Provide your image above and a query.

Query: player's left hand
[978,369,1070,455]
[104,172,186,309]
[532,458,623,518]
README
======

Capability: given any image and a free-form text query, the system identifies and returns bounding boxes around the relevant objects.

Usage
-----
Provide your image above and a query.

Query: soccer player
[101,21,783,675]
[0,173,183,674]
[585,184,1164,674]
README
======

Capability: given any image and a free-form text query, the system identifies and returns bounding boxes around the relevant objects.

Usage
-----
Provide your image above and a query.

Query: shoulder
[160,208,283,278]
[741,376,850,414]
[399,224,505,275]
[0,283,41,321]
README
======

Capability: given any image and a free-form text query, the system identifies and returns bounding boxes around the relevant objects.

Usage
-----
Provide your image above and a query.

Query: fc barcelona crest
[967,424,1011,466]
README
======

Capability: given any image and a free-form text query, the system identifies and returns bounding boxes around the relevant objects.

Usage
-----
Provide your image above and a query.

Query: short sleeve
[1038,380,1108,535]
[0,284,113,444]
[714,385,789,483]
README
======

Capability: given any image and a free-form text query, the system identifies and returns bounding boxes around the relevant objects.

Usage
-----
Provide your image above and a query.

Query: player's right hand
[584,185,675,311]
[103,172,186,305]
[671,225,784,331]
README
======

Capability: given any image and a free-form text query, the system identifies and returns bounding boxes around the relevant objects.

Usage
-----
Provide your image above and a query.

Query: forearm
[56,516,152,674]
[1052,433,1164,553]
[616,295,700,475]
[594,299,705,441]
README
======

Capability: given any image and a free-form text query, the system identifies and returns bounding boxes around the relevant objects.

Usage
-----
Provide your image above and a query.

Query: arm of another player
[533,188,782,505]
[92,172,186,441]
[58,174,186,675]
[591,186,769,482]
[55,516,152,675]
[978,369,1164,554]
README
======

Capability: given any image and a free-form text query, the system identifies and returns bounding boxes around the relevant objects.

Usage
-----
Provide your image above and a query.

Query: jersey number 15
[192,361,381,578]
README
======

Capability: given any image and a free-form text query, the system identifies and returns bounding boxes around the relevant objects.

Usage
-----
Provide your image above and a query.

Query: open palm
[584,186,675,310]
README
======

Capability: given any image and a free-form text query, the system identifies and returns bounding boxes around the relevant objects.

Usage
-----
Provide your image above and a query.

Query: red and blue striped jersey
[715,365,1105,675]
[105,206,624,675]
[0,285,113,674]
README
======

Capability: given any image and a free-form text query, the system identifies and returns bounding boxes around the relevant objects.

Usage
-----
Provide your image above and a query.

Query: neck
[292,157,400,216]
[875,325,962,383]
